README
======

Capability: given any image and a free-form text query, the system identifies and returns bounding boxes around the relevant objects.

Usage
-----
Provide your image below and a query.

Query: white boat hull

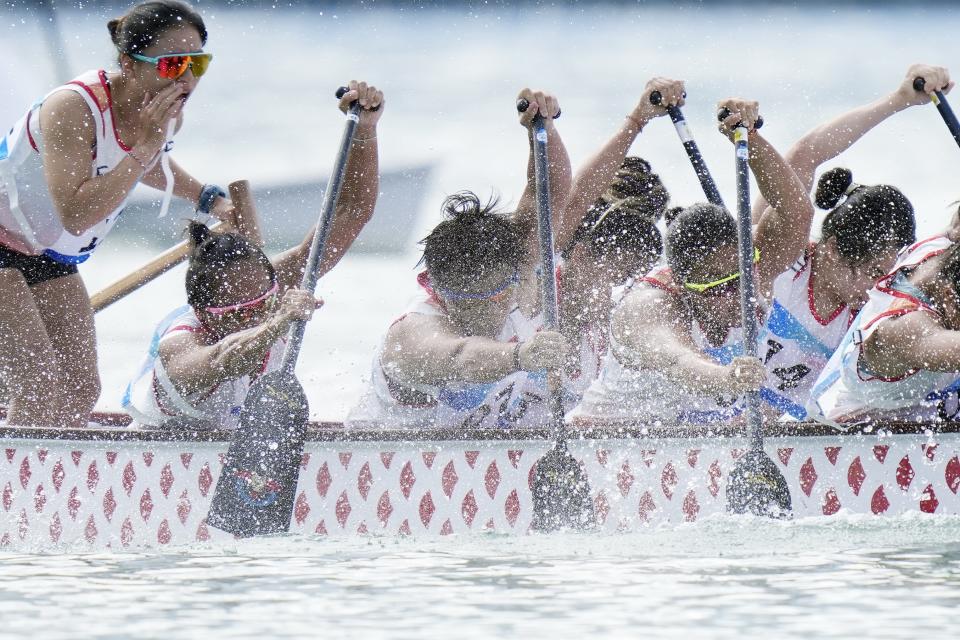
[2,422,958,548]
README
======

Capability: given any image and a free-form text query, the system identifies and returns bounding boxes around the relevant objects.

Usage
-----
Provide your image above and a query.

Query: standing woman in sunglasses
[569,98,815,426]
[0,1,227,427]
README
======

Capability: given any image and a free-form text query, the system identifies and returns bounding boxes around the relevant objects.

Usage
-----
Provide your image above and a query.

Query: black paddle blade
[531,443,596,532]
[205,371,309,537]
[725,448,792,518]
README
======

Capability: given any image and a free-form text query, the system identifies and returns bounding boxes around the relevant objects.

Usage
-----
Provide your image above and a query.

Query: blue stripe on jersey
[438,384,495,411]
[42,248,91,264]
[766,299,833,358]
[0,136,8,160]
[121,305,192,408]
[759,386,807,420]
[703,341,743,365]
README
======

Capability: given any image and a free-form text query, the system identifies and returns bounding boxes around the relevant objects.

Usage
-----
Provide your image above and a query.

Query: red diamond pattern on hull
[1,437,959,547]
[848,457,866,496]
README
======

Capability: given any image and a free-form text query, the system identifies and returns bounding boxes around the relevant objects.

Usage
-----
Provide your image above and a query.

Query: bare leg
[32,272,100,428]
[0,268,64,425]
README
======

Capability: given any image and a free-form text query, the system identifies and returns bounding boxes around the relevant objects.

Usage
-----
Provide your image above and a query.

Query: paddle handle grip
[648,89,687,106]
[718,107,763,130]
[335,85,381,111]
[516,98,561,120]
[913,77,960,150]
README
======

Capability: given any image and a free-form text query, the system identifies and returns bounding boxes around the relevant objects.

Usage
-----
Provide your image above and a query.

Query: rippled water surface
[4,3,960,638]
[3,515,960,639]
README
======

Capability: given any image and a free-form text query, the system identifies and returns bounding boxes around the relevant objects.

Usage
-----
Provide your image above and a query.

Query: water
[3,516,960,638]
[3,3,960,637]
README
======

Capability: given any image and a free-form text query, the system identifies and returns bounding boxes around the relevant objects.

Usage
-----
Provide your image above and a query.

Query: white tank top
[123,305,285,429]
[808,235,959,424]
[0,70,171,262]
[758,246,853,419]
[569,267,750,424]
[346,271,554,430]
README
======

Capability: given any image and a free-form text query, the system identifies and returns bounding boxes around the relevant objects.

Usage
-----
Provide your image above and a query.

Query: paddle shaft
[650,91,724,207]
[733,125,763,452]
[529,112,566,443]
[280,98,362,375]
[914,77,960,149]
[89,220,228,312]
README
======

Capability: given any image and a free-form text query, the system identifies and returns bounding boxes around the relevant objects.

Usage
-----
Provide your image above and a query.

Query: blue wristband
[197,184,226,214]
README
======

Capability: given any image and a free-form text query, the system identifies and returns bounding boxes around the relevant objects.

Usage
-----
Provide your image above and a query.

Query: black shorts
[0,243,78,286]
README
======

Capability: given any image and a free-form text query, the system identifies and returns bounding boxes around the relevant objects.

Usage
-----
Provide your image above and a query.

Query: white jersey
[809,235,959,424]
[0,70,171,262]
[569,268,750,424]
[758,246,853,419]
[123,305,285,429]
[554,261,610,400]
[347,271,554,430]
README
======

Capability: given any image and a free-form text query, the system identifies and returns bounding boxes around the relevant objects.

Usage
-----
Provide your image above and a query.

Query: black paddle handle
[649,90,725,207]
[731,122,764,452]
[913,77,960,149]
[516,98,561,120]
[718,107,764,130]
[281,90,363,373]
[335,85,382,111]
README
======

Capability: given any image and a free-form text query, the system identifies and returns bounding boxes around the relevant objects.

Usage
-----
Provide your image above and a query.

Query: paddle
[90,179,261,313]
[205,88,362,537]
[717,108,792,517]
[913,77,960,150]
[650,90,725,207]
[517,98,595,531]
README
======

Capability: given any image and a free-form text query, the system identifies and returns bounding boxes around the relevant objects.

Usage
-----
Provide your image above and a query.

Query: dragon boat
[0,414,958,548]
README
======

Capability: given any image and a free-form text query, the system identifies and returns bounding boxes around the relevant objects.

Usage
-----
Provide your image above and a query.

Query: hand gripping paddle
[516,99,595,531]
[716,108,792,518]
[205,88,362,537]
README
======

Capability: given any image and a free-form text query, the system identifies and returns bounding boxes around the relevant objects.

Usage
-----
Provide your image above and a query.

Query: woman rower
[569,98,814,425]
[554,78,681,397]
[347,89,573,430]
[0,0,230,427]
[809,228,960,424]
[123,83,383,429]
[751,64,948,418]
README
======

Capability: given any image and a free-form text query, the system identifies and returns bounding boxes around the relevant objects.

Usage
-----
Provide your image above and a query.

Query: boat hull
[2,421,959,548]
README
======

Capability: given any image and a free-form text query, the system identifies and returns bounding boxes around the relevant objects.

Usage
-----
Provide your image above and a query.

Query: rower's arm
[863,310,960,377]
[610,288,732,394]
[272,133,379,291]
[750,132,816,295]
[158,315,293,396]
[751,63,954,222]
[39,91,147,235]
[380,313,520,388]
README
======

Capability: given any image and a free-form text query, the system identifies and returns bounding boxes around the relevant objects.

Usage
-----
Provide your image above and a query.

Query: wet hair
[185,221,275,309]
[421,191,524,292]
[108,0,207,57]
[665,203,738,282]
[564,157,669,262]
[815,167,916,265]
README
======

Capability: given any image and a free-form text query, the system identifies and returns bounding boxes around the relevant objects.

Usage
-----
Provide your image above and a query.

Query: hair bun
[107,17,123,46]
[664,206,685,227]
[815,167,854,210]
[187,220,213,248]
[440,191,500,224]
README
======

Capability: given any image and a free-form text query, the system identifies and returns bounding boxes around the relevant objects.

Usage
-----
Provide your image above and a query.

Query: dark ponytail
[564,156,669,261]
[666,203,738,282]
[109,0,207,57]
[185,222,275,309]
[815,167,916,264]
[421,191,523,292]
